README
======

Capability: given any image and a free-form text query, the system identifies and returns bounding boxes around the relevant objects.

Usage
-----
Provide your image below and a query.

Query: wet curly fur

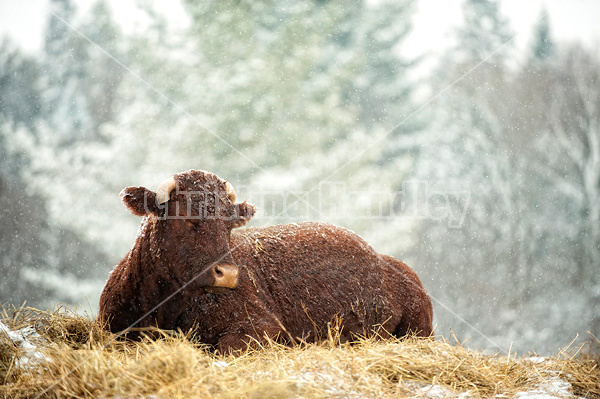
[98,170,433,352]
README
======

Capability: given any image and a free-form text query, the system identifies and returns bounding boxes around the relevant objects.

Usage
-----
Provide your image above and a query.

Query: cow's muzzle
[211,264,239,289]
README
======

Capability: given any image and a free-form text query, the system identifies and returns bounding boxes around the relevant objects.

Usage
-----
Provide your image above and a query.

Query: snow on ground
[415,367,576,399]
[0,321,47,367]
[294,370,367,398]
[413,377,574,399]
[260,364,578,398]
[514,376,574,399]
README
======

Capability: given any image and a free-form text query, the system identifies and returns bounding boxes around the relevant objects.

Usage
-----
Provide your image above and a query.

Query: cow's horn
[225,181,236,203]
[156,176,177,205]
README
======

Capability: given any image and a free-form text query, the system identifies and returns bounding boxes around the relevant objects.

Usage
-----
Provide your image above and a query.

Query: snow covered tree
[42,0,124,143]
[511,45,600,346]
[0,40,42,130]
[42,0,94,145]
[78,1,125,133]
[0,119,49,307]
[24,0,128,251]
[407,94,528,350]
[0,1,121,307]
[538,48,600,280]
[530,10,554,63]
[0,41,49,306]
[354,1,424,164]
[411,34,600,353]
[193,0,421,238]
[105,0,420,213]
[433,0,515,138]
[180,1,361,174]
[455,0,513,66]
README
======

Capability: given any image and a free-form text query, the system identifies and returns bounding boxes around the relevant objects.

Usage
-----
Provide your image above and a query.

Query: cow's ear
[231,201,255,228]
[120,187,159,216]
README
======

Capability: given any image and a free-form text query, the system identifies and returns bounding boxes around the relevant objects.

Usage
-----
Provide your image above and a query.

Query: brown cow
[98,170,433,352]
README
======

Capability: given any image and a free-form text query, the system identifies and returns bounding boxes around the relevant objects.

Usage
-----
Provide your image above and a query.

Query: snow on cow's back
[231,221,379,260]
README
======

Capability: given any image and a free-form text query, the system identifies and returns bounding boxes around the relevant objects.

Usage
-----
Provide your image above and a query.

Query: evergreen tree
[0,0,120,307]
[115,0,421,183]
[30,0,127,244]
[78,1,125,134]
[352,1,424,164]
[42,0,125,145]
[43,0,93,145]
[0,40,42,130]
[455,0,513,66]
[433,0,516,147]
[0,41,48,306]
[531,10,554,62]
[176,0,422,224]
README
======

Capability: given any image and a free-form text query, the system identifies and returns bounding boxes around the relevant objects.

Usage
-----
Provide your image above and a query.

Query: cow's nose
[212,264,239,289]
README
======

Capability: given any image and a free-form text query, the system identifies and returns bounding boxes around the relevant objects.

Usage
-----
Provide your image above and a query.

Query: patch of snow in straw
[419,384,472,399]
[515,376,574,399]
[212,360,229,369]
[0,321,48,367]
[416,374,575,399]
[294,370,363,397]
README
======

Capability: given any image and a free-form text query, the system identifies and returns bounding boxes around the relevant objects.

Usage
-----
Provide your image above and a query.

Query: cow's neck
[106,216,186,332]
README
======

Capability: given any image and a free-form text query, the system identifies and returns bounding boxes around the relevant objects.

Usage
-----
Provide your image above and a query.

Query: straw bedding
[1,306,598,399]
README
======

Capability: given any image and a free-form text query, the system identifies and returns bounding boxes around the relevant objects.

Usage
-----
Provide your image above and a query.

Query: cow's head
[119,170,255,293]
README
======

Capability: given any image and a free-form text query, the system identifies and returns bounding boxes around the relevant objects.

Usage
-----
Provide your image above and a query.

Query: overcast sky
[1,0,599,57]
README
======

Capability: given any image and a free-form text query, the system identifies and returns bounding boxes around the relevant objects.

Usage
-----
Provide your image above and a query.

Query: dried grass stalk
[1,305,598,399]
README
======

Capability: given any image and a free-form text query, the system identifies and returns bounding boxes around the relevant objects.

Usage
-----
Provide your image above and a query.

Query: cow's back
[230,222,405,341]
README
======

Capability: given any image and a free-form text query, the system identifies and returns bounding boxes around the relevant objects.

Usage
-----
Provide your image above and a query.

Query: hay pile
[1,306,598,399]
